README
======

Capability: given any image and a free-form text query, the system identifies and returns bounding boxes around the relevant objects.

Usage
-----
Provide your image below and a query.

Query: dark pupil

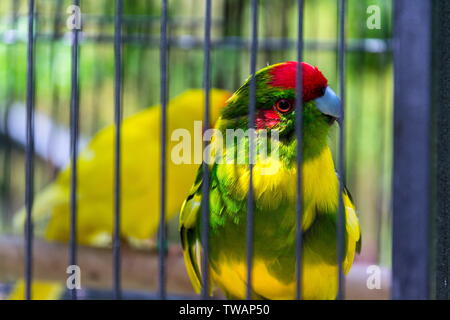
[278,100,290,111]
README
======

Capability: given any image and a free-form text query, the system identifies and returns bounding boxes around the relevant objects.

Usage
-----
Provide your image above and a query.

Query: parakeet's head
[218,61,341,157]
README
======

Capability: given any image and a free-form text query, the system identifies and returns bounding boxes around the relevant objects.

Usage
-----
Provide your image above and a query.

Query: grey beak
[314,86,342,119]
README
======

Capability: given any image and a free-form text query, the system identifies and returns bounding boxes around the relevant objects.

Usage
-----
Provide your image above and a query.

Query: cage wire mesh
[0,0,394,300]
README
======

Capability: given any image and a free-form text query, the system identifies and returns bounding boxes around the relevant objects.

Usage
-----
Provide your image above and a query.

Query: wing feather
[179,167,203,293]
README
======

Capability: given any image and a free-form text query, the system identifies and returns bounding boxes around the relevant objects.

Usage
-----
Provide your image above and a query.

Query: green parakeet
[179,61,361,300]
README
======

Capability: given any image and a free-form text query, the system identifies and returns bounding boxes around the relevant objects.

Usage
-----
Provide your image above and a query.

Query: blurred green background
[0,0,392,280]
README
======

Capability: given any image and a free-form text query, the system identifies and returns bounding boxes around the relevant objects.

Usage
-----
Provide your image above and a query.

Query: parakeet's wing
[343,187,361,255]
[179,166,204,293]
[301,184,361,277]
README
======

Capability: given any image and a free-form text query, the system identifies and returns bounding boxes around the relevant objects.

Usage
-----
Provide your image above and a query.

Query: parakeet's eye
[275,99,293,113]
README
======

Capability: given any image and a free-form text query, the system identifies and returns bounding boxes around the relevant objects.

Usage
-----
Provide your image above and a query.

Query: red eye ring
[275,99,293,113]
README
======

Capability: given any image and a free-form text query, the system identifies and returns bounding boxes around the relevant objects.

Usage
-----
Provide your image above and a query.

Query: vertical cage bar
[24,0,36,301]
[374,21,390,266]
[113,0,123,300]
[432,0,450,300]
[393,0,431,300]
[69,0,81,301]
[47,0,64,180]
[294,0,304,300]
[336,0,346,300]
[246,0,258,300]
[200,0,212,299]
[159,0,168,300]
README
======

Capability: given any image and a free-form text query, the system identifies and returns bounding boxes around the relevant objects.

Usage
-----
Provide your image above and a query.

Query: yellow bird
[9,89,231,299]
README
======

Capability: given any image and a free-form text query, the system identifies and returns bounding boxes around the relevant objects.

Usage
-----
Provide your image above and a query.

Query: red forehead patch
[268,61,328,101]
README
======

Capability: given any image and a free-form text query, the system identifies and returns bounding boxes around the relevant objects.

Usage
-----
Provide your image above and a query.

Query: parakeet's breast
[210,142,339,237]
[206,143,355,299]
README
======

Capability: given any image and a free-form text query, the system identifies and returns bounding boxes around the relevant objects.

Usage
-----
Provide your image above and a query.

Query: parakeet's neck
[277,130,330,166]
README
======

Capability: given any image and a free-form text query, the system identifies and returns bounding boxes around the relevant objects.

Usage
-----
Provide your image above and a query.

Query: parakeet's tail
[13,184,66,236]
[8,279,64,300]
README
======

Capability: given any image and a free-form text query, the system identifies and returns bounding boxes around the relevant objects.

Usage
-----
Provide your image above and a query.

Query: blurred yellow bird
[9,89,231,299]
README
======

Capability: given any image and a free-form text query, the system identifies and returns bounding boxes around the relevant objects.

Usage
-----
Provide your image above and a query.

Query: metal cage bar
[393,0,432,300]
[69,0,81,301]
[47,0,64,181]
[158,0,169,300]
[200,0,212,300]
[1,32,391,53]
[11,0,444,301]
[113,0,123,300]
[24,0,36,301]
[336,0,347,300]
[432,0,450,300]
[245,0,258,300]
[294,0,304,300]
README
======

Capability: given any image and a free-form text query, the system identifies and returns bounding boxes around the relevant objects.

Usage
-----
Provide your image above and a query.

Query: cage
[0,0,448,301]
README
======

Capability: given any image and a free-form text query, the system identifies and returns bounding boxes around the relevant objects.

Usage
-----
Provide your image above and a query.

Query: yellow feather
[209,145,360,299]
[13,89,230,244]
[8,280,64,300]
[215,145,339,231]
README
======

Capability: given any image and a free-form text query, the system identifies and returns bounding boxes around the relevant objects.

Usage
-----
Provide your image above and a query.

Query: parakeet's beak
[314,86,342,120]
